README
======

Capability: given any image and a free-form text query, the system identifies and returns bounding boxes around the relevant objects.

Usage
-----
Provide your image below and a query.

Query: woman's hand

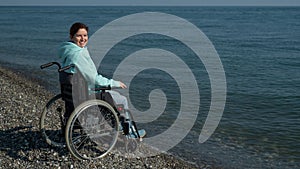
[119,81,127,89]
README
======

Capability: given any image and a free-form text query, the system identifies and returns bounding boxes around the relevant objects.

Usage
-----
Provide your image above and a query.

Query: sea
[0,6,299,168]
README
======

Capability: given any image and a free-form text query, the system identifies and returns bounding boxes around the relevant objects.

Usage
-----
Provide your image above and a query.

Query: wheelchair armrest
[90,85,112,92]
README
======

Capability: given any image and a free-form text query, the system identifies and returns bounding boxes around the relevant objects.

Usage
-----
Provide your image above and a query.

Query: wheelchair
[39,62,141,160]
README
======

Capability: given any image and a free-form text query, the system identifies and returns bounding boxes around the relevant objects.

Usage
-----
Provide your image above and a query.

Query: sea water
[0,6,299,168]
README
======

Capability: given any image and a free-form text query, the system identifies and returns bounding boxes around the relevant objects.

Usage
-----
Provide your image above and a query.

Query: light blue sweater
[57,41,120,89]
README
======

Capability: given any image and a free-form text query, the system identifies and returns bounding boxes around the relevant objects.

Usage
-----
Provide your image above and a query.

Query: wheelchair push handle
[40,62,75,72]
[58,64,75,72]
[40,62,61,70]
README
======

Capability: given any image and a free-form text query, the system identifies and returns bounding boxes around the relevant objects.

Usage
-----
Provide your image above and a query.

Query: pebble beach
[0,66,219,169]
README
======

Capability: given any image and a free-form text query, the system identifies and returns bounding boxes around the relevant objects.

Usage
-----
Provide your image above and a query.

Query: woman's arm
[75,48,124,88]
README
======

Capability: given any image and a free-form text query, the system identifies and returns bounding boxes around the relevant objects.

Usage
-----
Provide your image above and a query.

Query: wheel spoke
[65,100,119,160]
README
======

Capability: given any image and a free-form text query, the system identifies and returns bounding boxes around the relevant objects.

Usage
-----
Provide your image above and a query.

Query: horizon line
[1,4,300,7]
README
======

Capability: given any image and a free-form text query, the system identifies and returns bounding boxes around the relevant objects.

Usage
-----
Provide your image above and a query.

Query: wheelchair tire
[40,94,66,147]
[65,99,119,160]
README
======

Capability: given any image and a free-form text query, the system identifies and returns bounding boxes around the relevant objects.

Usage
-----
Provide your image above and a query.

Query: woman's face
[71,28,88,48]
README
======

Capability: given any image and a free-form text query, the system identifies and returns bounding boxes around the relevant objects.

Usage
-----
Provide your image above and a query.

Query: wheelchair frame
[39,62,140,160]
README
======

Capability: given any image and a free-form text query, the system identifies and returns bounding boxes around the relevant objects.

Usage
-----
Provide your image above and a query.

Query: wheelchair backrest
[59,70,89,108]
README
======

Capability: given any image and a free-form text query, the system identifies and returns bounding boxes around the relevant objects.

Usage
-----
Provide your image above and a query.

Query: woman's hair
[69,22,89,38]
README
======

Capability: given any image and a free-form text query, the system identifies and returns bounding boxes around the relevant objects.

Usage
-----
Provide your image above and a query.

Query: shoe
[128,129,146,139]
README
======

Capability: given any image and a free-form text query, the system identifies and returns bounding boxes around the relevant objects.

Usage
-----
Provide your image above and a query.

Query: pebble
[0,66,217,169]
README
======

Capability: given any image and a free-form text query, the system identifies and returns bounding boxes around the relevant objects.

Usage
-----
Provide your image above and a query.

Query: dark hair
[69,22,89,38]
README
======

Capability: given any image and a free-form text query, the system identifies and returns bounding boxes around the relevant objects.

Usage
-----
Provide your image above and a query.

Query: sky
[1,0,300,6]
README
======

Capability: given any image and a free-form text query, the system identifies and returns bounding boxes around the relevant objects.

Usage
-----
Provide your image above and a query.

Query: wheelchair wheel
[40,94,66,147]
[65,99,119,160]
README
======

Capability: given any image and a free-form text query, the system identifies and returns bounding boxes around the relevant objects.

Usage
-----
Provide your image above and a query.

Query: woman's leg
[107,90,146,138]
[107,90,129,109]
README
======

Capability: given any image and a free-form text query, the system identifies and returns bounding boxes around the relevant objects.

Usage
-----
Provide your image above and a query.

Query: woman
[58,22,145,138]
